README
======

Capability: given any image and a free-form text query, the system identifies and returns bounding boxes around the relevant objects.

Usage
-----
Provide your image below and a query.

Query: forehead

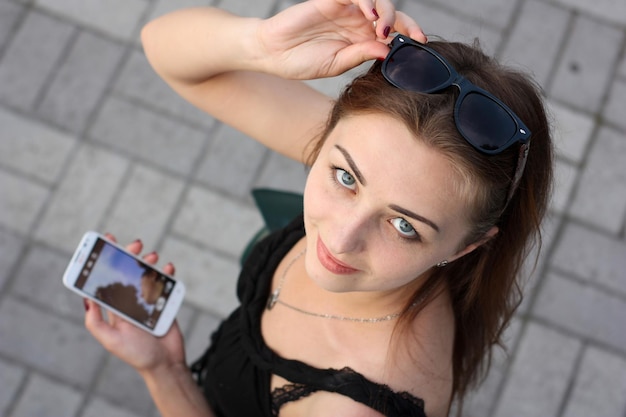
[323,113,472,234]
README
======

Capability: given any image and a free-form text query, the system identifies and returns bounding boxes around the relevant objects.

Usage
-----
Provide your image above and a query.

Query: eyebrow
[335,145,367,186]
[334,145,440,233]
[389,204,440,233]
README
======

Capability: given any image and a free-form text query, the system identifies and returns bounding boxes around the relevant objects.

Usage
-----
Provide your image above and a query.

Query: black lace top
[191,215,426,417]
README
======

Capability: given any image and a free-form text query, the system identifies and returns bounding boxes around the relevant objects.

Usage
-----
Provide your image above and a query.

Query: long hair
[306,40,554,407]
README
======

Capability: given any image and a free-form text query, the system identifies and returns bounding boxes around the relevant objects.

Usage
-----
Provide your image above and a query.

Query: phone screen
[73,238,176,330]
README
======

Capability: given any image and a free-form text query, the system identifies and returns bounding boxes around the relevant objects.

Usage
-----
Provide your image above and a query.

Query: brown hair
[306,40,553,408]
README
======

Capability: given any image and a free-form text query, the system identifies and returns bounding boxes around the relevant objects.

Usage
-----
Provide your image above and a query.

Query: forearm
[141,7,331,162]
[141,8,263,85]
[141,363,216,417]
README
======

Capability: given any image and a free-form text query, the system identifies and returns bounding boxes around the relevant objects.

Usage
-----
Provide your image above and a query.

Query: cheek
[303,164,331,220]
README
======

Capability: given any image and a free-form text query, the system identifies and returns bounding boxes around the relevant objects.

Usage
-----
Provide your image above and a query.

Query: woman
[83,1,553,416]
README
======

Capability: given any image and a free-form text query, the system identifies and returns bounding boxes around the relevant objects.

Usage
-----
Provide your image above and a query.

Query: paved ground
[0,0,625,416]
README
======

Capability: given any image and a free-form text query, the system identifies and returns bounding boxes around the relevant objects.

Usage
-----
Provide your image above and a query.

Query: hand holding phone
[63,232,185,337]
[64,234,188,372]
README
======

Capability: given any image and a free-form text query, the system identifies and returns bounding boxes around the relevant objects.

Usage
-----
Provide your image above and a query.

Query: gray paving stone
[550,14,623,113]
[95,357,156,416]
[0,169,49,234]
[145,0,214,26]
[430,0,517,29]
[101,163,185,250]
[0,10,74,110]
[0,358,25,415]
[114,50,215,129]
[604,77,626,132]
[0,228,24,291]
[0,1,23,52]
[557,0,626,26]
[254,151,309,194]
[160,236,240,316]
[619,53,626,78]
[172,186,263,257]
[562,346,626,417]
[218,0,276,18]
[81,397,144,417]
[0,298,105,385]
[10,374,82,417]
[548,100,595,164]
[90,96,207,176]
[399,1,501,55]
[534,272,626,353]
[569,127,626,234]
[500,0,570,88]
[195,125,267,198]
[492,322,581,417]
[551,223,626,296]
[38,29,125,133]
[11,243,84,318]
[461,318,523,417]
[34,143,129,252]
[305,70,356,97]
[550,158,578,214]
[0,107,77,183]
[184,310,222,364]
[34,0,148,41]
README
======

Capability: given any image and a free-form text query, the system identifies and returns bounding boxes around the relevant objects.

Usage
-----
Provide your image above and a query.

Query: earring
[436,260,449,267]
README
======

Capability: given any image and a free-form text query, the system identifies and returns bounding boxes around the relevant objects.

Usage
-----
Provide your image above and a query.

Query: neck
[280,245,429,322]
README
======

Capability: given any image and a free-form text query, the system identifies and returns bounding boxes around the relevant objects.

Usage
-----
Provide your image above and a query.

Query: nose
[325,208,372,255]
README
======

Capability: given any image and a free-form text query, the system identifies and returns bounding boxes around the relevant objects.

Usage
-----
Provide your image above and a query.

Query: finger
[85,299,114,339]
[369,0,396,39]
[143,250,159,265]
[354,0,380,22]
[125,238,144,255]
[332,40,390,72]
[393,11,427,43]
[163,262,175,276]
[104,233,117,243]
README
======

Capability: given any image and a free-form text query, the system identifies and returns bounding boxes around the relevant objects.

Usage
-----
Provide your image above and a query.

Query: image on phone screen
[74,238,176,330]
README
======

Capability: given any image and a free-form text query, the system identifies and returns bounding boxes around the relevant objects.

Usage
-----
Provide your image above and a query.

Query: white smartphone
[63,231,185,337]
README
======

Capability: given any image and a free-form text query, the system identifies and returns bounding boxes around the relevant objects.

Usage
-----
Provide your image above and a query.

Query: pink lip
[316,237,359,275]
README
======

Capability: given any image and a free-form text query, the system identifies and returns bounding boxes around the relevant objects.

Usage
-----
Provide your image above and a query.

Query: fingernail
[133,239,142,244]
[383,26,391,38]
[84,299,89,311]
[372,8,379,18]
[147,251,157,257]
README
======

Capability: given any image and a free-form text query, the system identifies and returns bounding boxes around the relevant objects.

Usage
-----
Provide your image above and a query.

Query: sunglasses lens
[457,92,518,152]
[386,46,451,92]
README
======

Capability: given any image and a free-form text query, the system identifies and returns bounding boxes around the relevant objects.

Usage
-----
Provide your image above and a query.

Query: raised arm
[140,0,426,162]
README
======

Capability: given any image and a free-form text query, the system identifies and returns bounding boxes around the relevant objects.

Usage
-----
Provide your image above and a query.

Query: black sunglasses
[381,34,531,204]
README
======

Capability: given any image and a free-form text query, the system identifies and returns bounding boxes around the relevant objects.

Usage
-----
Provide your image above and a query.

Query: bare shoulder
[389,293,456,417]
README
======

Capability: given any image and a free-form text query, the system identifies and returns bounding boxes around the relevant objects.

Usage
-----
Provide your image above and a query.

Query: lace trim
[271,383,319,416]
[270,367,425,416]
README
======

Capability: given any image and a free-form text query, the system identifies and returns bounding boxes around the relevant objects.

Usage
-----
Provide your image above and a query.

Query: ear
[449,226,499,262]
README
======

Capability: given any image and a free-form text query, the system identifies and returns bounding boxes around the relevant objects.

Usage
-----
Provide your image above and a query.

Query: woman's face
[303,113,474,294]
[140,270,162,304]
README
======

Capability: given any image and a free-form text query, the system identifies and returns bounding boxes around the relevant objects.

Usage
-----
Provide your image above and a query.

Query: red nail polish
[372,8,379,18]
[383,26,391,38]
[84,299,89,311]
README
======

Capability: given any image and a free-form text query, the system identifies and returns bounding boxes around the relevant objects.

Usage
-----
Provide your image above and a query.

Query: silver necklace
[266,249,404,323]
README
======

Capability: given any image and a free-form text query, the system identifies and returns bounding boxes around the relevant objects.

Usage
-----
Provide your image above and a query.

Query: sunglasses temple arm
[503,142,530,211]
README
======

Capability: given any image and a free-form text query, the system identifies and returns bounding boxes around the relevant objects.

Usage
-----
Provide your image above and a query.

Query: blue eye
[390,218,418,238]
[335,168,356,190]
